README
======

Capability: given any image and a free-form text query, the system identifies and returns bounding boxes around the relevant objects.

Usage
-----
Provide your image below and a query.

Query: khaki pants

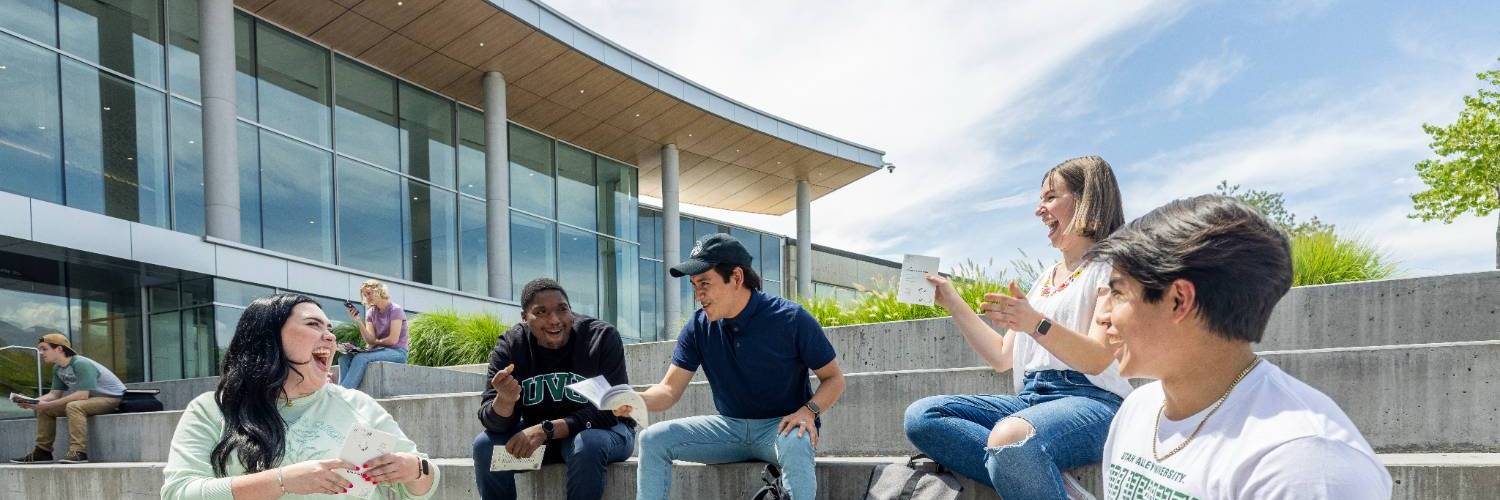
[36,397,121,455]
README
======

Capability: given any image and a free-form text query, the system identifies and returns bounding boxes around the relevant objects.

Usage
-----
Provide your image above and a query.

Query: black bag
[114,389,164,413]
[751,463,788,500]
[862,454,963,500]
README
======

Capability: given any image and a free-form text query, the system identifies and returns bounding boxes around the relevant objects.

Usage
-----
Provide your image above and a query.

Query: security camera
[883,162,896,174]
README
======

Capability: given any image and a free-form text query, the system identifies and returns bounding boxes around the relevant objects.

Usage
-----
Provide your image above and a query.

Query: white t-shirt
[1101,360,1392,499]
[1010,259,1134,399]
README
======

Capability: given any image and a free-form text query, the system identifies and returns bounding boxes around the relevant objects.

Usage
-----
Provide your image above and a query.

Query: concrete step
[113,361,487,412]
[4,341,1495,463]
[616,270,1500,384]
[3,454,1494,499]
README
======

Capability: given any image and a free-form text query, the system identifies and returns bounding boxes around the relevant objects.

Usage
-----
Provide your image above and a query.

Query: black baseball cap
[670,233,754,278]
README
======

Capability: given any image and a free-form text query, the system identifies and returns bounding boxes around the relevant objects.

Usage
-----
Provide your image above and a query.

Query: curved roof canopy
[237,0,886,215]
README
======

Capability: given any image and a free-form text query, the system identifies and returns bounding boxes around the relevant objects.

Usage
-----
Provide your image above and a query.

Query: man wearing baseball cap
[9,333,126,464]
[632,233,847,500]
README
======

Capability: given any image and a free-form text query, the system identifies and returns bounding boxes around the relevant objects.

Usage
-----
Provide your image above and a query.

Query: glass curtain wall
[508,125,641,340]
[636,207,784,341]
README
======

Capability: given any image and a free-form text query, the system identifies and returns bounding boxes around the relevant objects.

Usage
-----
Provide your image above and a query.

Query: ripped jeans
[903,370,1122,499]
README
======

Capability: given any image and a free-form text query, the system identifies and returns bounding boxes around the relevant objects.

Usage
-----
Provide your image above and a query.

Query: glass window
[597,158,637,241]
[399,83,455,188]
[335,57,398,168]
[679,218,694,309]
[181,276,211,306]
[601,240,639,340]
[166,0,199,99]
[406,181,457,288]
[459,196,488,296]
[638,259,662,341]
[2,0,56,46]
[510,211,556,298]
[148,282,179,311]
[259,130,333,262]
[234,12,255,119]
[336,158,404,278]
[555,143,595,230]
[457,107,485,198]
[764,280,782,298]
[149,311,182,381]
[61,59,169,228]
[170,99,204,235]
[559,226,598,317]
[508,125,553,217]
[637,208,659,260]
[236,122,262,245]
[731,227,761,275]
[695,220,722,245]
[212,304,241,359]
[67,260,145,383]
[59,0,164,87]
[0,34,63,203]
[213,279,272,307]
[256,23,329,146]
[762,235,782,283]
[183,306,215,378]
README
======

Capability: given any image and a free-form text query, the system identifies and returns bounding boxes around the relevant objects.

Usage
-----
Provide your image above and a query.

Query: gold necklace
[1152,357,1261,462]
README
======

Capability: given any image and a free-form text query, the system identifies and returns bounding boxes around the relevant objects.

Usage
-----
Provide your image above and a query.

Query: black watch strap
[418,458,430,477]
[541,419,556,439]
[1035,318,1053,336]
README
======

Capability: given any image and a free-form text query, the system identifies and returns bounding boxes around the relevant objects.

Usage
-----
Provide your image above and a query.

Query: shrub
[798,259,1017,326]
[1291,230,1398,286]
[335,310,509,367]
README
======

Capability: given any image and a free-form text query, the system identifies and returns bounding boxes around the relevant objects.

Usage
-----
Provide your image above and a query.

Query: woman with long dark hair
[162,294,439,499]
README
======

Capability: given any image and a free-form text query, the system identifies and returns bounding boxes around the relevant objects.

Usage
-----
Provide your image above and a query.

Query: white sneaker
[1063,473,1097,500]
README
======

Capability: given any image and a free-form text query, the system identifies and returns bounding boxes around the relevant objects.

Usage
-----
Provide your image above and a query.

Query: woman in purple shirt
[339,280,410,389]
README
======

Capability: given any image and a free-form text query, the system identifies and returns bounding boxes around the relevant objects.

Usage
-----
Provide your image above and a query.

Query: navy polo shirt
[671,290,837,420]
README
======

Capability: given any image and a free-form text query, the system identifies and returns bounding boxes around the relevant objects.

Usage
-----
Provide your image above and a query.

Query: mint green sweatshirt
[161,384,440,499]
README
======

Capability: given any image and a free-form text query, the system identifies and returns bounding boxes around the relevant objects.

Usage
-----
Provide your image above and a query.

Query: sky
[548,0,1500,278]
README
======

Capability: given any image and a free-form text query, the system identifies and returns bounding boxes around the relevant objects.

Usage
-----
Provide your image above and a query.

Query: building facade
[0,0,889,394]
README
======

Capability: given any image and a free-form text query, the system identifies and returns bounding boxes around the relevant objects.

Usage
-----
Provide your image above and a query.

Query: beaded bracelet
[276,467,286,494]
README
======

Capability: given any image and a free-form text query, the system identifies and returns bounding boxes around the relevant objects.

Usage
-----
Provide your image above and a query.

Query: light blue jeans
[903,370,1122,500]
[637,415,816,500]
[337,347,408,389]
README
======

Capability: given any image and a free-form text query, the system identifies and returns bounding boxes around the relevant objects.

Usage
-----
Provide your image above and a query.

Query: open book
[9,393,40,406]
[565,375,648,430]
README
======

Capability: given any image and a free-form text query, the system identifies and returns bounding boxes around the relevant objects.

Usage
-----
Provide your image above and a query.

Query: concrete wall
[786,245,901,293]
[1261,270,1500,350]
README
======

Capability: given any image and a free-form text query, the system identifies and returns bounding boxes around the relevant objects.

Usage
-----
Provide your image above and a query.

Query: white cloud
[547,0,1191,259]
[1158,42,1246,110]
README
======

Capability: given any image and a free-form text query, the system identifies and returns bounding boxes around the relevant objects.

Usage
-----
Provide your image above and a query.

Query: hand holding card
[338,423,397,497]
[897,254,941,306]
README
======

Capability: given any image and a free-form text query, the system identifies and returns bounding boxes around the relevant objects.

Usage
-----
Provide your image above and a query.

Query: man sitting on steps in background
[630,233,847,500]
[10,333,127,465]
[1088,195,1392,499]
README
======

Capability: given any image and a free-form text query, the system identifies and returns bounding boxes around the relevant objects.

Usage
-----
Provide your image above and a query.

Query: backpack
[862,454,963,500]
[114,389,164,413]
[751,463,788,500]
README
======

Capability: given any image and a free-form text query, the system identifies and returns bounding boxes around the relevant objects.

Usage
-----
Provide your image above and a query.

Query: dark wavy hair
[211,293,319,476]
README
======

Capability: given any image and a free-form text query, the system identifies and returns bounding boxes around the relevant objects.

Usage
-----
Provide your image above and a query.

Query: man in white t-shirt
[1086,195,1392,499]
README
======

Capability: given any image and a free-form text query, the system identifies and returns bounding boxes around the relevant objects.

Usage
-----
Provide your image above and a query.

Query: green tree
[1410,62,1500,269]
[1215,181,1333,237]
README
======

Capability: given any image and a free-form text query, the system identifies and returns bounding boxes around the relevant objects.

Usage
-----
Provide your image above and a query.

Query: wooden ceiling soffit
[512,51,595,97]
[631,102,699,143]
[404,52,469,91]
[311,11,390,56]
[549,111,602,144]
[571,122,629,153]
[257,0,345,34]
[440,70,485,108]
[439,13,531,68]
[739,140,794,174]
[399,0,496,50]
[710,133,773,164]
[480,32,567,81]
[683,164,765,202]
[574,81,652,123]
[605,91,676,132]
[352,0,441,31]
[236,0,279,14]
[546,66,626,110]
[357,33,431,74]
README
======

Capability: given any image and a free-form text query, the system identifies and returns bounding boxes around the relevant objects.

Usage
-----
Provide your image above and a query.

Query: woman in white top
[904,156,1133,499]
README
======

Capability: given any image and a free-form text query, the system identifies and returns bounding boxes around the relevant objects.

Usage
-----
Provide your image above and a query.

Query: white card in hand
[491,444,546,471]
[337,423,398,498]
[897,254,941,306]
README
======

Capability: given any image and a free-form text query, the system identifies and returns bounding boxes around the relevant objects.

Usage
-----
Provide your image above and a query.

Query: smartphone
[344,300,357,311]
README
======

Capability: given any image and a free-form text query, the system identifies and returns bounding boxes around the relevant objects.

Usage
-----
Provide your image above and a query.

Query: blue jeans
[903,370,1122,500]
[337,347,407,389]
[637,415,816,500]
[471,421,635,500]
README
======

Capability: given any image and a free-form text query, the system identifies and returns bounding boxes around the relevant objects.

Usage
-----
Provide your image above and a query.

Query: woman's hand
[924,274,966,311]
[612,404,634,418]
[279,458,356,495]
[360,452,423,486]
[981,282,1046,335]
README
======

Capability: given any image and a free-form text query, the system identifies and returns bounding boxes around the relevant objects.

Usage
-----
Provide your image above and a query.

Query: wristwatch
[1034,318,1053,336]
[418,458,430,477]
[805,401,822,416]
[541,419,556,439]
